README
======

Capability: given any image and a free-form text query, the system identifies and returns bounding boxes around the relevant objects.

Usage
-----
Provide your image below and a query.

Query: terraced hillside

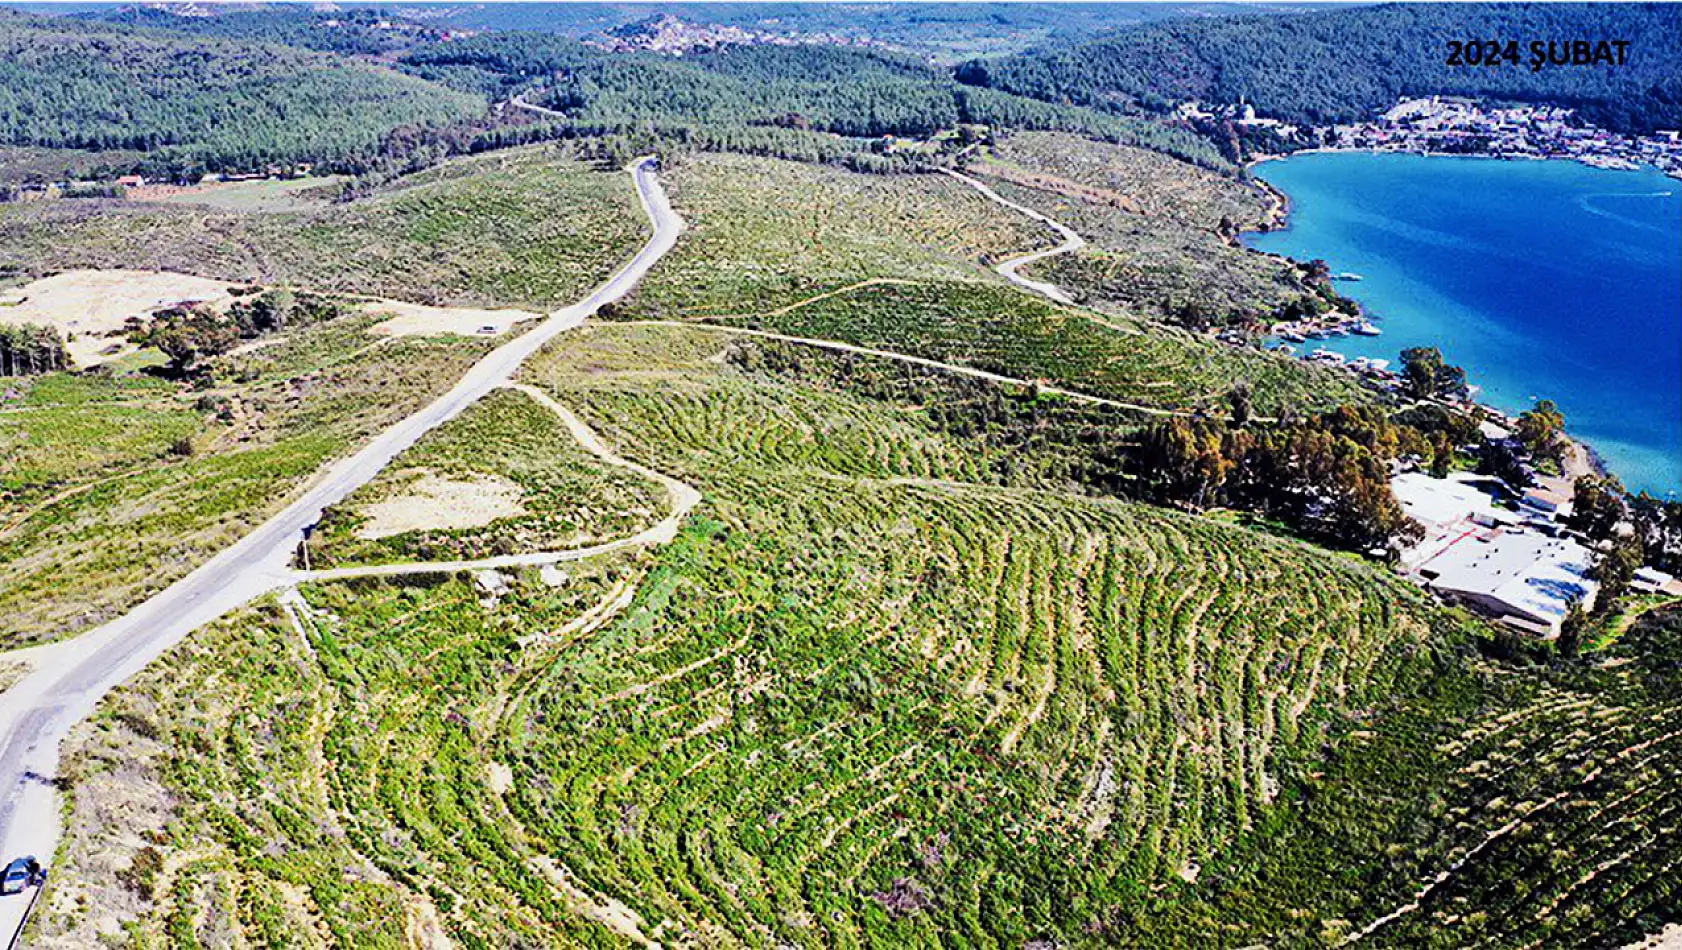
[0,148,645,310]
[711,278,1367,414]
[622,152,1051,318]
[620,153,1366,415]
[43,322,1457,946]
[974,132,1312,324]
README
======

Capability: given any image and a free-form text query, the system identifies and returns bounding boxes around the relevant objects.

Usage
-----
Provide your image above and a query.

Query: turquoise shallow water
[1245,152,1682,497]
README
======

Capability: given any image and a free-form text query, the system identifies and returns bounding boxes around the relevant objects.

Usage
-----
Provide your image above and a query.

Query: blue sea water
[1245,152,1682,497]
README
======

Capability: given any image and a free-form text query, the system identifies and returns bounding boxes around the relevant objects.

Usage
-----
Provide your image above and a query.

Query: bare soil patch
[355,472,528,540]
[0,269,239,367]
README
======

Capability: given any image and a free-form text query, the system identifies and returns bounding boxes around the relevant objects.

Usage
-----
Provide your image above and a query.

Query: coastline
[1241,151,1627,498]
[1248,144,1682,181]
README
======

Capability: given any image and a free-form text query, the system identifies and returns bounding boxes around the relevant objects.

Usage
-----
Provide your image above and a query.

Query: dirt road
[0,158,683,945]
[939,168,1087,305]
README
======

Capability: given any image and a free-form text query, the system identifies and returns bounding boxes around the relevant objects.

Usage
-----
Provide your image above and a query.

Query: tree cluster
[0,323,69,376]
[129,289,339,374]
[1130,404,1426,551]
[401,32,1231,171]
[1399,346,1469,401]
[0,10,478,177]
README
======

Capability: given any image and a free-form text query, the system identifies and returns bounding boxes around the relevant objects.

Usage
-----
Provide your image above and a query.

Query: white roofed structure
[1416,531,1597,636]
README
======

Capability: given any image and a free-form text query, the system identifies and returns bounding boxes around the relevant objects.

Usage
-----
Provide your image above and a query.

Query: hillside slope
[0,10,480,172]
[958,3,1682,134]
[43,323,1682,946]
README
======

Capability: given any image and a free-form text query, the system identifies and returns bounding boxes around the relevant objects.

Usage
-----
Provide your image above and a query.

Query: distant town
[1221,95,1682,179]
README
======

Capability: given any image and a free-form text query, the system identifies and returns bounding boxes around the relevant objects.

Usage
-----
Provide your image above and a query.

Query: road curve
[939,167,1087,306]
[0,158,683,940]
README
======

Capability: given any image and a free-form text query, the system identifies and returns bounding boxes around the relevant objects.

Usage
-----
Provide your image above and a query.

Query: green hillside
[402,33,1230,169]
[45,322,1682,946]
[0,9,480,172]
[40,321,1456,946]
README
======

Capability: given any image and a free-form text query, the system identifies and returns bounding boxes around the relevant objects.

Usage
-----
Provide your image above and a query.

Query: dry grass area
[36,689,180,948]
[306,388,668,568]
[141,176,346,213]
[0,311,499,648]
[0,147,646,311]
[0,269,240,367]
[986,131,1273,231]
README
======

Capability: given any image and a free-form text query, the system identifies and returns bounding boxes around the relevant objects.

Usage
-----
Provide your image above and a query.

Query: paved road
[939,168,1087,305]
[0,158,682,944]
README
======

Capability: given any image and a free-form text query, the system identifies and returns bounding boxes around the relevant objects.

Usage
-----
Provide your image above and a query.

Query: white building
[1417,531,1597,636]
[1391,471,1521,570]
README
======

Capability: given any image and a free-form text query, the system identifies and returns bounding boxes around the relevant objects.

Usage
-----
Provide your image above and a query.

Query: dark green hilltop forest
[0,9,481,173]
[4,3,1679,180]
[957,2,1682,134]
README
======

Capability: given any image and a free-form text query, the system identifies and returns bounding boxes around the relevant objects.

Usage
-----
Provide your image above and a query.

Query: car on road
[0,857,40,895]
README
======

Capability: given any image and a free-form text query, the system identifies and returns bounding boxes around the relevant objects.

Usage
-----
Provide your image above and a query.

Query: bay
[1245,151,1682,497]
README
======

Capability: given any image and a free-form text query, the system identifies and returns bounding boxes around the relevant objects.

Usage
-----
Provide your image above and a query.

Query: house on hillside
[1417,530,1597,637]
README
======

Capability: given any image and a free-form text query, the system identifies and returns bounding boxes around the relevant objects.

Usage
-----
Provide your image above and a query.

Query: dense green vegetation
[410,2,1252,62]
[0,9,480,175]
[0,148,645,310]
[82,6,449,56]
[402,32,1229,170]
[959,3,1682,134]
[42,322,1453,946]
[0,322,67,375]
[704,279,1367,415]
[48,322,1682,947]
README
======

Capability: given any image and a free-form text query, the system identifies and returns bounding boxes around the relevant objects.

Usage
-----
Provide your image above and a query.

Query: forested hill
[401,33,1231,168]
[956,3,1682,135]
[0,9,480,172]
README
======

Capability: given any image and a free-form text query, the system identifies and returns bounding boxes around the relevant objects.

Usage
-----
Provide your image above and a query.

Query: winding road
[0,158,684,943]
[940,167,1088,305]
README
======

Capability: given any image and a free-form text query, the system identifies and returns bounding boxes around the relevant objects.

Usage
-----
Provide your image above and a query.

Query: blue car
[0,857,39,896]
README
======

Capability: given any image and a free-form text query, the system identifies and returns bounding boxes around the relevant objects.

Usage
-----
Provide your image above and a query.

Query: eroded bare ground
[0,269,240,367]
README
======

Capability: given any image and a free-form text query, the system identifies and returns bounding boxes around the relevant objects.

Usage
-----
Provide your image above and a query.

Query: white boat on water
[1336,272,1364,281]
[1352,320,1381,336]
[1310,347,1346,365]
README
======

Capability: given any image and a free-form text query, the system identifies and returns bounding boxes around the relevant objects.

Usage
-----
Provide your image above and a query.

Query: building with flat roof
[1416,530,1597,636]
[1391,471,1521,570]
